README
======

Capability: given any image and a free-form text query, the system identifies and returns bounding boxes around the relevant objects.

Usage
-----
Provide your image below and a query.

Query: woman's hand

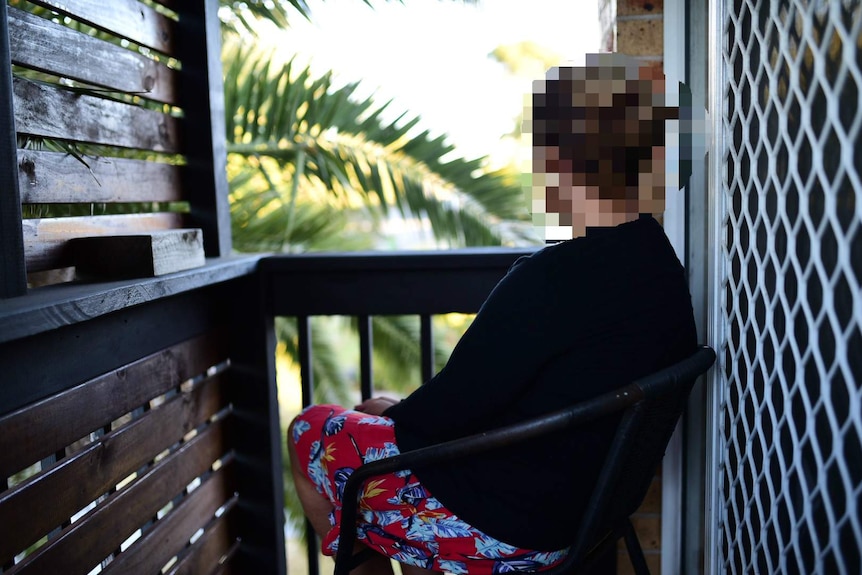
[353,396,399,416]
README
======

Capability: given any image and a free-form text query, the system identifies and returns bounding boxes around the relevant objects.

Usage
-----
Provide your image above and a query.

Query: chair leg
[622,519,651,575]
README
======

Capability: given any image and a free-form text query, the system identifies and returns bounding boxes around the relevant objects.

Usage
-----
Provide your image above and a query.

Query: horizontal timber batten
[8,7,178,105]
[13,77,181,152]
[17,150,184,204]
[27,0,175,54]
[0,372,230,564]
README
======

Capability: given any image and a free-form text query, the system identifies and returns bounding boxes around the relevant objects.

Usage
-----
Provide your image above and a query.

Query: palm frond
[223,41,534,248]
[219,0,311,33]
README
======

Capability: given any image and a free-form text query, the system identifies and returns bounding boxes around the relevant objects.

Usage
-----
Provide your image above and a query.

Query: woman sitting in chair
[288,53,698,575]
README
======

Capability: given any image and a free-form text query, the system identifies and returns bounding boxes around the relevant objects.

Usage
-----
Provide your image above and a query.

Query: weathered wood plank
[100,460,236,575]
[17,150,183,204]
[0,330,227,478]
[0,374,228,565]
[72,229,205,279]
[0,256,261,344]
[165,502,239,575]
[0,6,26,298]
[8,7,178,105]
[11,416,230,575]
[23,212,183,272]
[27,0,175,54]
[13,77,180,152]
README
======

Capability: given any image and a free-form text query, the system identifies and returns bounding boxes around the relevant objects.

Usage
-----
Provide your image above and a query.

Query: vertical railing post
[296,315,319,575]
[298,315,314,409]
[358,315,373,400]
[420,314,434,384]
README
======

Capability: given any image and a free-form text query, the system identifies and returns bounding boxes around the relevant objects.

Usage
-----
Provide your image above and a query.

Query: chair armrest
[347,383,645,482]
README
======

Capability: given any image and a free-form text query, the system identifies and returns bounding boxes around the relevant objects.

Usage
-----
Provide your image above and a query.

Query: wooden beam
[174,0,232,258]
[0,5,26,298]
[72,229,206,279]
[17,150,183,204]
[225,273,287,573]
[22,212,183,273]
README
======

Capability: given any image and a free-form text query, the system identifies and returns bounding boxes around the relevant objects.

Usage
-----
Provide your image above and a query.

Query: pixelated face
[524,53,672,240]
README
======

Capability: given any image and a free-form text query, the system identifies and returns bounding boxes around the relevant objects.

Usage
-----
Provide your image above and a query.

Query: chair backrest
[1,0,229,296]
[571,345,716,559]
[333,346,716,575]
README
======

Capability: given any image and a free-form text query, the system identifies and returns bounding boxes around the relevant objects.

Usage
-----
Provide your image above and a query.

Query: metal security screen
[718,1,862,574]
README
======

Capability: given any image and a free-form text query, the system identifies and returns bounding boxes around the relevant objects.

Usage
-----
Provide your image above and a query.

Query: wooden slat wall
[0,331,238,575]
[0,374,228,563]
[3,0,236,288]
[14,420,230,574]
[99,470,237,574]
[0,330,226,477]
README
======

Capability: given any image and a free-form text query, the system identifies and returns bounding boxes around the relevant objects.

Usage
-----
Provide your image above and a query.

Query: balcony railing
[260,247,538,574]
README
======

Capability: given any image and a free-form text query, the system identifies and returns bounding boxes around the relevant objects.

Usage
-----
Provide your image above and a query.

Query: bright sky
[266,0,601,162]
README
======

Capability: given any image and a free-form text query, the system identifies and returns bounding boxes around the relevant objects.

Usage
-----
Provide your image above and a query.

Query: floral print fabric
[291,404,567,574]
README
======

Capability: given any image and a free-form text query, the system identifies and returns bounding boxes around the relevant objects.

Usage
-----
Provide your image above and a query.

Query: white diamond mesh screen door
[716,0,862,573]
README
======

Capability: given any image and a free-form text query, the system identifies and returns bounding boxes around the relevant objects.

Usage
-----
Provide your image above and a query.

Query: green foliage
[223,40,534,250]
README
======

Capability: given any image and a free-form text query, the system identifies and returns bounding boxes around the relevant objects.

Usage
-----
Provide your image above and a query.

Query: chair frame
[333,345,716,575]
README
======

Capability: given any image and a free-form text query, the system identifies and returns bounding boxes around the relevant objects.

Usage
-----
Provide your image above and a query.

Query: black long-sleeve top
[383,216,697,551]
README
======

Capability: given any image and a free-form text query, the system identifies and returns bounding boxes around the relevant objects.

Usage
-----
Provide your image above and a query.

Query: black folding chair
[333,345,716,575]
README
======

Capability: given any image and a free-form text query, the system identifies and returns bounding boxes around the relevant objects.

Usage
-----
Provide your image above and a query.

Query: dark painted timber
[262,248,537,316]
[0,5,25,298]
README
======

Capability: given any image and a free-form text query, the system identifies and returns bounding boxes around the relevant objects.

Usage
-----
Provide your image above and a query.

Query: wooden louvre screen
[3,0,229,291]
[0,330,240,574]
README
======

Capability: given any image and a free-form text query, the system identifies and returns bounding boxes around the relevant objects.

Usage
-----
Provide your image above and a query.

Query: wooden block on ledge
[71,229,206,279]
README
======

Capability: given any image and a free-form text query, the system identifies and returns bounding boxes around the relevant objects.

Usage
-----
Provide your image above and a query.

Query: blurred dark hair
[531,74,679,199]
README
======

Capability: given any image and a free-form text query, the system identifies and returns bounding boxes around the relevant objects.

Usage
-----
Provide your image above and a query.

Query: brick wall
[597,1,667,574]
